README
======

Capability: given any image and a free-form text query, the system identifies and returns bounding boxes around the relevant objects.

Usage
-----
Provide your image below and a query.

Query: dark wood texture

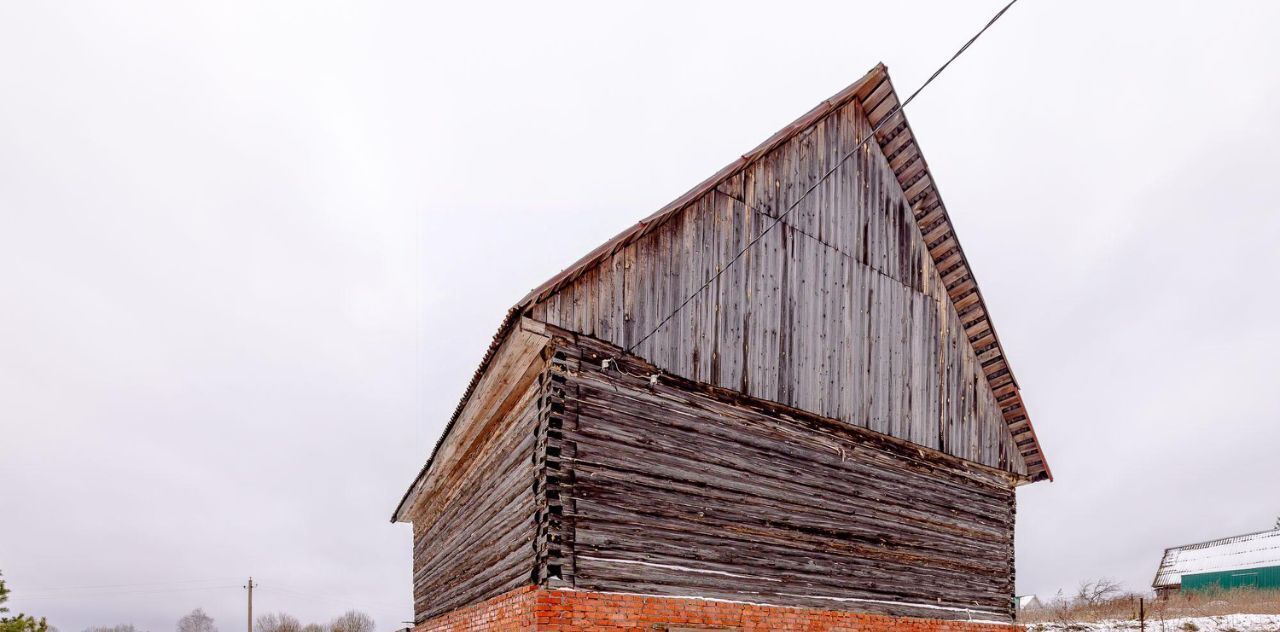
[404,323,1020,623]
[407,328,550,622]
[530,96,1026,477]
[549,330,1018,623]
[515,66,1047,482]
[398,64,1048,624]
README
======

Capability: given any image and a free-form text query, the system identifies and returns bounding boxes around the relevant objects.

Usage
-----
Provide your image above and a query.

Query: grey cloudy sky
[3,1,1279,631]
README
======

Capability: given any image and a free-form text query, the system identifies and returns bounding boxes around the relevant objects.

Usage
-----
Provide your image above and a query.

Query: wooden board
[530,97,1026,476]
[548,330,1019,622]
[406,328,551,621]
[404,324,1021,622]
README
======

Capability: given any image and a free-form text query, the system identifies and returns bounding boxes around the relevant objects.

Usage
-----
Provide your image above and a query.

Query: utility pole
[245,577,256,632]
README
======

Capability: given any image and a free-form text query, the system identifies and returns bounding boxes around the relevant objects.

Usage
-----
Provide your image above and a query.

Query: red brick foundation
[414,587,1021,632]
[415,586,539,631]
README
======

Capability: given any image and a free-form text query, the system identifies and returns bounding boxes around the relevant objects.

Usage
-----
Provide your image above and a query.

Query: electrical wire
[17,584,242,601]
[620,0,1022,357]
[254,586,406,616]
[266,584,405,610]
[12,578,403,614]
[20,578,243,594]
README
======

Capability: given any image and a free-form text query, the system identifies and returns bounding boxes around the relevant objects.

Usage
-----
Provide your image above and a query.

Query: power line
[896,0,1021,123]
[21,578,243,594]
[254,586,406,615]
[18,585,242,601]
[621,0,1022,356]
[14,578,405,614]
[246,577,256,632]
[266,584,405,610]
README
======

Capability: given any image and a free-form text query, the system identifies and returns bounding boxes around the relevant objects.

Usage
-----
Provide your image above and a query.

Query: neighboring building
[1153,521,1280,596]
[1017,595,1043,612]
[392,63,1050,631]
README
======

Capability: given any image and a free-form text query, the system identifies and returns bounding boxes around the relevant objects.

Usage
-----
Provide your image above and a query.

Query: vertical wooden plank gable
[529,96,1029,475]
[525,88,1027,477]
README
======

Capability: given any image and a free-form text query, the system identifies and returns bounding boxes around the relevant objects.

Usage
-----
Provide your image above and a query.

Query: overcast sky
[3,1,1280,631]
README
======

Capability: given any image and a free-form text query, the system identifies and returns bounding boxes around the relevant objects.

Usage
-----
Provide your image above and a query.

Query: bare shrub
[327,612,372,632]
[254,614,300,632]
[1076,578,1124,606]
[1022,588,1280,625]
[177,610,216,632]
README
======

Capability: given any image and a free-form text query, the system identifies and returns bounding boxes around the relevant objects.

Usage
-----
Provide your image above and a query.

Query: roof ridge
[1169,526,1280,552]
[513,64,1049,482]
[516,63,889,309]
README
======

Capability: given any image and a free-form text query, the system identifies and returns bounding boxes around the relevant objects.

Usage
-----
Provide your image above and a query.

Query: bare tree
[300,624,326,632]
[254,614,300,632]
[327,612,372,632]
[84,626,143,632]
[177,610,216,632]
[1074,578,1123,606]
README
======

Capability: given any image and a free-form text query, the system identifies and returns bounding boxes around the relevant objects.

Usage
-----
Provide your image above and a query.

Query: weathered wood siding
[408,336,549,621]
[530,98,1025,476]
[549,332,1018,622]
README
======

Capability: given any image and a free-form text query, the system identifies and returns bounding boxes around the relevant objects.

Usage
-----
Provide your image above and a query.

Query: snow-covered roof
[1153,526,1280,588]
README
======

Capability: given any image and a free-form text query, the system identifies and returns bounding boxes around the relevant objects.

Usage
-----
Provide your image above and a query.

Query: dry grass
[1021,590,1280,625]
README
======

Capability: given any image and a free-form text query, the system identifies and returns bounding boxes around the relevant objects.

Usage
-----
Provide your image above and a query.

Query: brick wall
[415,586,538,632]
[414,587,1021,632]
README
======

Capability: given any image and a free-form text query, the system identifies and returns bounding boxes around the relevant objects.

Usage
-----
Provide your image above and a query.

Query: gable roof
[516,63,1048,481]
[394,63,1049,522]
[1153,526,1280,589]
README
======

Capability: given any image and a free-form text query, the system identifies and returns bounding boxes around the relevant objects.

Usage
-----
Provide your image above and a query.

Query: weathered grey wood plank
[529,97,1025,476]
[543,331,1017,622]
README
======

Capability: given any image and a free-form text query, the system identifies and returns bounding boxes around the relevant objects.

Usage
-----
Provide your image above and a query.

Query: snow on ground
[1031,614,1280,632]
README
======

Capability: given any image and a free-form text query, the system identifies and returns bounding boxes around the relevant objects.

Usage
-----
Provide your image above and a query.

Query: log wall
[529,98,1025,476]
[548,332,1019,622]
[408,343,548,621]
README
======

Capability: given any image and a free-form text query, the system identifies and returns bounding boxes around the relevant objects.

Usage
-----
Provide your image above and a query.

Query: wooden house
[1153,521,1280,596]
[392,64,1050,631]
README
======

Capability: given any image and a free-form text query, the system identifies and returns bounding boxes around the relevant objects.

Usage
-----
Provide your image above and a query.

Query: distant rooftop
[1153,522,1280,589]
